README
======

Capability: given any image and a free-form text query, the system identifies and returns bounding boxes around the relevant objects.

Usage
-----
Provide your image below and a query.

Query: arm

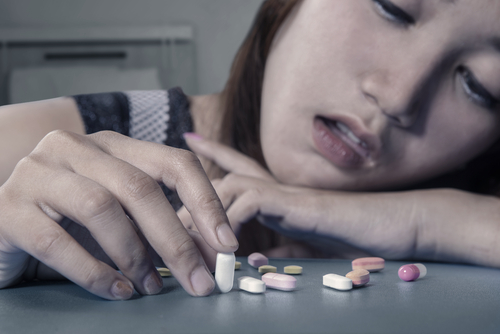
[183,135,500,268]
[0,97,85,185]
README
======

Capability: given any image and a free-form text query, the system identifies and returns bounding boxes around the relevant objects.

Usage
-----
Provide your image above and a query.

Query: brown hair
[218,0,301,255]
[220,0,300,166]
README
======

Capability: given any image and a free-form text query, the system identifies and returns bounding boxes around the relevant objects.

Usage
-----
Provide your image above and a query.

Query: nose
[360,64,427,128]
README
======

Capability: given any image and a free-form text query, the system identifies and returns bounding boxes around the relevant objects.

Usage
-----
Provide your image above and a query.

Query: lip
[312,115,381,169]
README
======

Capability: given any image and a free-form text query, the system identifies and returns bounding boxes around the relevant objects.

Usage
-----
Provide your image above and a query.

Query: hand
[182,134,420,260]
[0,130,238,300]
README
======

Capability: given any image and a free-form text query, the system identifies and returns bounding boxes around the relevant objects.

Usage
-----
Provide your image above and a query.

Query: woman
[0,0,499,300]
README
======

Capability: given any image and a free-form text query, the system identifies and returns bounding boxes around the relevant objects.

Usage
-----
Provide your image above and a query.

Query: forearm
[317,188,500,267]
[0,97,85,185]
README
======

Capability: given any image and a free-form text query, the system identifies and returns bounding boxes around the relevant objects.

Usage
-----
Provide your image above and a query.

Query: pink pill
[345,269,370,287]
[261,273,296,291]
[398,263,427,282]
[248,252,268,268]
[352,257,385,272]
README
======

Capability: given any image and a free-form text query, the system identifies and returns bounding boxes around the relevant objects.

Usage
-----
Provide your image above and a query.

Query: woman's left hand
[179,134,423,260]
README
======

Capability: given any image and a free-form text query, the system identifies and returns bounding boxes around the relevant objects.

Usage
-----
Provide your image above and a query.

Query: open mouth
[318,117,370,158]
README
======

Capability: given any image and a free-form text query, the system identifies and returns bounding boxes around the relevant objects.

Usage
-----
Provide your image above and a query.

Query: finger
[34,169,162,296]
[188,230,217,272]
[90,131,238,255]
[4,207,134,300]
[177,205,195,230]
[183,133,274,181]
[33,131,220,296]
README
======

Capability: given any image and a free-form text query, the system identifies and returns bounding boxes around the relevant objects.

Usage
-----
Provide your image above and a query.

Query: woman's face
[260,0,500,191]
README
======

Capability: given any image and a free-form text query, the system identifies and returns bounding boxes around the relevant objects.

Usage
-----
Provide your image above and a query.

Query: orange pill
[345,269,370,287]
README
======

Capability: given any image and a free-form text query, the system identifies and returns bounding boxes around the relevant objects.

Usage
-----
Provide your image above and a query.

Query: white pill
[323,273,352,291]
[238,276,266,294]
[215,252,235,293]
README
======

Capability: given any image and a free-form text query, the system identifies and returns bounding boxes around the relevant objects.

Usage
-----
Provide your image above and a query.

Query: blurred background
[0,0,264,105]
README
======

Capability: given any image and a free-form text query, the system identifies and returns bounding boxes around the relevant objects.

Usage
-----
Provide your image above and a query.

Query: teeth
[335,121,363,145]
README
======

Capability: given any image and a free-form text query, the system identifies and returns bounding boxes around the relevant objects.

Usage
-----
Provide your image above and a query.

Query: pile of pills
[156,253,428,295]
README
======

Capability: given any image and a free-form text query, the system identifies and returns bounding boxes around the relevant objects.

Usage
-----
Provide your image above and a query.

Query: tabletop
[1,258,499,334]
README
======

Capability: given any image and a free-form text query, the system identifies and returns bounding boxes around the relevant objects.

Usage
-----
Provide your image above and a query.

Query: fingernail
[191,266,215,296]
[143,271,163,295]
[183,132,203,141]
[111,280,134,300]
[217,224,239,248]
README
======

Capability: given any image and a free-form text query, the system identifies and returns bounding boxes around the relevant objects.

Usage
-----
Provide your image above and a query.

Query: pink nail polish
[183,132,203,140]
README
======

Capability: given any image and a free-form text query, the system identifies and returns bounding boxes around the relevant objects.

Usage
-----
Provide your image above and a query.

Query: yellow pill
[235,261,241,270]
[284,265,303,275]
[258,265,277,274]
[157,267,171,277]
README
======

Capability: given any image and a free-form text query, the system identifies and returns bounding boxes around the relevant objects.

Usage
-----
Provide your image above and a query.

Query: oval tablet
[238,276,266,294]
[284,265,302,275]
[248,252,268,268]
[156,267,172,277]
[323,273,352,291]
[215,252,235,293]
[258,265,277,274]
[352,257,385,272]
[261,273,296,291]
[345,269,370,287]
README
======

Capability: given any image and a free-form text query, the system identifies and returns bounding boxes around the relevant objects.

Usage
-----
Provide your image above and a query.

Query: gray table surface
[1,258,499,334]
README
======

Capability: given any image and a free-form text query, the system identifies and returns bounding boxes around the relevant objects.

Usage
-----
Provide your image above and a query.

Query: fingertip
[110,280,134,300]
[190,266,215,296]
[183,132,204,141]
[216,224,239,250]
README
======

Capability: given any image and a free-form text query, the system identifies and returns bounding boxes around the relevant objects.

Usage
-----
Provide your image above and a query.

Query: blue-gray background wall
[0,0,264,94]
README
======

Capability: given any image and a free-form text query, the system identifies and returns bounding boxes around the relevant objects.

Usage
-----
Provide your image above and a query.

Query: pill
[352,257,385,272]
[258,265,277,274]
[235,261,241,270]
[284,265,303,275]
[345,269,370,287]
[248,252,268,268]
[323,273,352,291]
[238,276,266,294]
[398,263,427,282]
[156,267,172,277]
[215,252,235,293]
[261,273,296,291]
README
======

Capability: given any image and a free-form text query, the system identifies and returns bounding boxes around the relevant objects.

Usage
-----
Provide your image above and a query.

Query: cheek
[396,101,500,182]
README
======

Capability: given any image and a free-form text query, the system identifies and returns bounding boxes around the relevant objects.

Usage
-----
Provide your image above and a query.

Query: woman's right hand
[0,130,238,300]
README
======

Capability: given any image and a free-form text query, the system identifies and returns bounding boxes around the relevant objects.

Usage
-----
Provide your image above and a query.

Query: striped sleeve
[72,90,172,145]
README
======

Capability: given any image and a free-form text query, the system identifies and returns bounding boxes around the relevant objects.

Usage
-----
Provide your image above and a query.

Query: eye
[372,0,415,26]
[458,66,499,110]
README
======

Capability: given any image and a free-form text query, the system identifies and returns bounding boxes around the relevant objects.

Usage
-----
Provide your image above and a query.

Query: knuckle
[170,149,202,174]
[168,232,199,266]
[32,228,67,262]
[40,129,77,148]
[78,188,118,220]
[117,247,150,273]
[123,171,160,201]
[80,261,105,291]
[13,155,41,174]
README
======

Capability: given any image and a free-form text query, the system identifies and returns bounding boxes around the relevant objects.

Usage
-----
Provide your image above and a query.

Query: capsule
[398,263,427,282]
[215,252,235,293]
